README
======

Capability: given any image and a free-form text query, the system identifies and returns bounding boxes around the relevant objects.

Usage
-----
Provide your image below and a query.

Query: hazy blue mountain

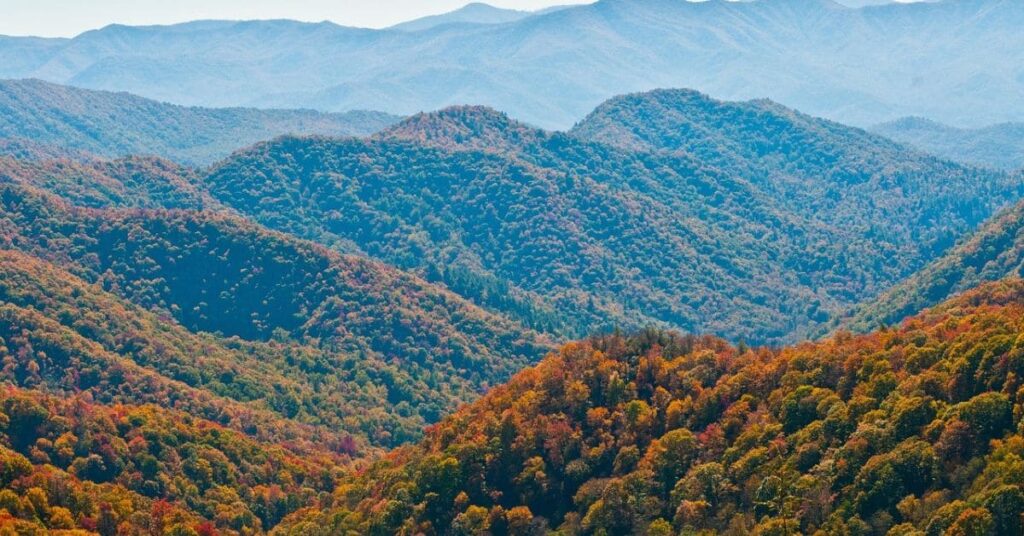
[389,3,539,32]
[833,0,895,6]
[0,0,1021,129]
[872,116,1024,170]
[0,79,399,166]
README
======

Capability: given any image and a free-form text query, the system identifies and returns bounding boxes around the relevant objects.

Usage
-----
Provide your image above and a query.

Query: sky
[0,0,592,38]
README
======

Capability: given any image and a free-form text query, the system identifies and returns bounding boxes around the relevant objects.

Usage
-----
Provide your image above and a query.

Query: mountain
[0,79,399,166]
[569,89,1012,243]
[201,91,1018,344]
[871,116,1024,170]
[841,175,1024,332]
[274,278,1024,535]
[1,0,1023,129]
[389,3,538,32]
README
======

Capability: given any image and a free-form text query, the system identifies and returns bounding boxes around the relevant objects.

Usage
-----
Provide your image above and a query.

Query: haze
[0,0,591,38]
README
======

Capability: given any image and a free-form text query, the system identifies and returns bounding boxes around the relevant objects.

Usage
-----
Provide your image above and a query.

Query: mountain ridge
[1,0,1022,129]
[0,78,400,165]
[201,89,1019,344]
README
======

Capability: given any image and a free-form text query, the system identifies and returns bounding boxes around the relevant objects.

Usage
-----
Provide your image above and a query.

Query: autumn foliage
[275,280,1024,535]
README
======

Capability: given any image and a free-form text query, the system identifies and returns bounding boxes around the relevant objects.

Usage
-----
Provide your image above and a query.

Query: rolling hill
[0,79,399,165]
[0,154,211,209]
[871,117,1024,170]
[1,0,1022,129]
[201,90,1020,344]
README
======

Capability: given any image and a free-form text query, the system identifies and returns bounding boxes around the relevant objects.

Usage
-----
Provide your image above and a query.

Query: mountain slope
[871,117,1024,170]
[0,79,399,165]
[0,249,349,454]
[0,382,345,534]
[570,89,1016,256]
[275,279,1024,535]
[842,178,1024,333]
[0,155,211,209]
[1,0,1023,129]
[202,94,1018,344]
[0,181,552,447]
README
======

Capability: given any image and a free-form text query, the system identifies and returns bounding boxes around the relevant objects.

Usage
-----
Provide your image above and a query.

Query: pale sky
[0,0,593,38]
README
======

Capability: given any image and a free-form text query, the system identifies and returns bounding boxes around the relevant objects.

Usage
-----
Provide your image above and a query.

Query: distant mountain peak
[380,105,545,152]
[389,3,535,32]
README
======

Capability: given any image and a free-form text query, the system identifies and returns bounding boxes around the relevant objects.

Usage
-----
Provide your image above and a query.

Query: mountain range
[1,0,1022,129]
[201,89,1019,344]
[2,70,1024,533]
[1,81,1017,346]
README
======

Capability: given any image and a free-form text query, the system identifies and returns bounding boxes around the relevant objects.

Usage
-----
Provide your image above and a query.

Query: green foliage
[844,184,1024,334]
[203,94,1019,344]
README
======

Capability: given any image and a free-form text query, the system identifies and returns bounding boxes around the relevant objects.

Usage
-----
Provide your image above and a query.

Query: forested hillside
[0,383,348,534]
[570,89,1015,257]
[202,94,1019,344]
[0,181,551,448]
[0,155,210,209]
[0,79,399,165]
[842,174,1024,333]
[276,279,1024,536]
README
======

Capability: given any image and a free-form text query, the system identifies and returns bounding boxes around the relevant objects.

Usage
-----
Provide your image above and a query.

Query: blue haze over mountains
[1,0,1021,130]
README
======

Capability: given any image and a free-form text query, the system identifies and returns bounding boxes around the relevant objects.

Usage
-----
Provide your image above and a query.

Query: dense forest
[0,79,400,166]
[0,182,551,449]
[842,173,1024,334]
[203,95,1019,344]
[0,384,347,534]
[0,155,211,210]
[276,279,1024,535]
[570,89,1017,255]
